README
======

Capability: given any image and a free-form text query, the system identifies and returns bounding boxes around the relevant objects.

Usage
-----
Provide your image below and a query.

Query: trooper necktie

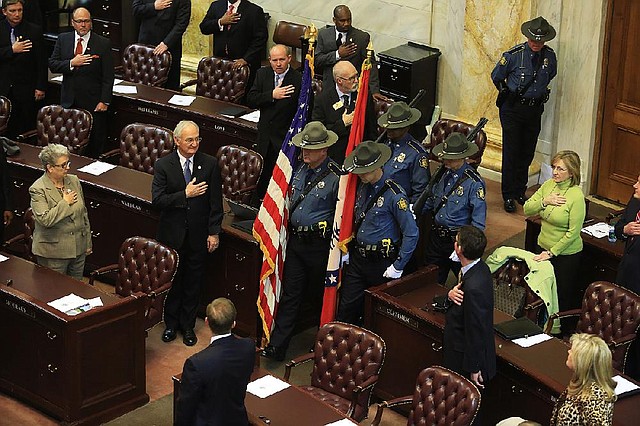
[184,158,191,184]
[75,38,83,55]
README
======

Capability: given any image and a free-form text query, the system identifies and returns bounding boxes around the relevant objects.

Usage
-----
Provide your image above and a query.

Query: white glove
[341,252,350,265]
[383,264,403,279]
[409,203,416,220]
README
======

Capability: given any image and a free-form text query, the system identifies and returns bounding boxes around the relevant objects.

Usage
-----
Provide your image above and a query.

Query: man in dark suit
[615,173,640,295]
[0,0,47,138]
[175,298,255,426]
[152,120,223,346]
[48,7,114,158]
[246,44,301,203]
[132,0,191,91]
[0,144,13,243]
[443,225,496,393]
[312,60,377,164]
[315,4,383,101]
[199,0,267,90]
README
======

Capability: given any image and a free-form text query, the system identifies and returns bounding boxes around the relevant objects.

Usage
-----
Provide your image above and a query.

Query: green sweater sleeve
[523,180,552,216]
[549,186,586,255]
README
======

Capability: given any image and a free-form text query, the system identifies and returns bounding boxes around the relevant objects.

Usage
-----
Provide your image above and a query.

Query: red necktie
[75,38,83,55]
[226,4,234,31]
[635,210,640,223]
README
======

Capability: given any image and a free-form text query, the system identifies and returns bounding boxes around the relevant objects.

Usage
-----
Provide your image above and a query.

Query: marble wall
[183,0,608,191]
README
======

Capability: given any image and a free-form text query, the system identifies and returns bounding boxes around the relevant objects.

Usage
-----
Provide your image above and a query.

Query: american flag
[253,54,313,342]
[320,57,372,325]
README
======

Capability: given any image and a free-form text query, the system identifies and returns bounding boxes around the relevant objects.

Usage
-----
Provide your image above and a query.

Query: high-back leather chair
[180,56,249,104]
[121,43,172,87]
[0,96,10,135]
[493,257,544,324]
[545,281,640,373]
[19,105,93,156]
[3,208,36,263]
[283,321,386,422]
[216,144,263,205]
[374,97,394,135]
[272,20,308,69]
[371,366,481,426]
[99,123,174,175]
[89,236,178,331]
[426,119,487,167]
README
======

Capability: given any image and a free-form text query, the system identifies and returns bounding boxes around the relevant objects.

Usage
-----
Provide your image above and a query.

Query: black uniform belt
[353,239,399,260]
[509,92,548,107]
[432,223,459,239]
[289,221,331,239]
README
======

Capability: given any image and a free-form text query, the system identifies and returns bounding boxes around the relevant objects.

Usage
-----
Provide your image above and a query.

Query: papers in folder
[48,293,103,316]
[168,94,196,106]
[246,375,290,398]
[240,110,260,122]
[613,375,640,397]
[0,254,8,263]
[581,221,610,238]
[512,333,552,348]
[77,161,117,176]
[113,85,138,94]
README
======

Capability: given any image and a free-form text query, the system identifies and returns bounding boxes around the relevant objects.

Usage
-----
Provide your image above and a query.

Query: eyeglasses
[183,137,202,144]
[51,161,71,169]
[338,73,358,82]
[73,19,91,24]
[552,165,567,172]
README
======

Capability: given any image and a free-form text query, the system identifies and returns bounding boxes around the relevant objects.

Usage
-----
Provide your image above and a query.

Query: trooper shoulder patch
[499,56,507,66]
[419,156,429,169]
[397,198,408,211]
[477,187,485,200]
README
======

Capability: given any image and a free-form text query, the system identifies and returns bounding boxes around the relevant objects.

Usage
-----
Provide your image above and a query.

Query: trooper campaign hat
[377,101,421,130]
[343,141,392,174]
[431,132,479,160]
[521,16,556,42]
[291,121,338,149]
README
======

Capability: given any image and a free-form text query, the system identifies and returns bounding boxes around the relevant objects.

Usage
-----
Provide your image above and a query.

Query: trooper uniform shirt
[382,134,431,204]
[423,162,487,230]
[289,157,340,228]
[491,42,557,100]
[355,173,419,271]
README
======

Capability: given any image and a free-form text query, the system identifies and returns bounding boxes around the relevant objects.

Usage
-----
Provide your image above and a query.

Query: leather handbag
[493,279,526,318]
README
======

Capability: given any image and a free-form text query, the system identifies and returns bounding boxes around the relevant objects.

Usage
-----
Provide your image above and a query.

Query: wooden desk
[364,267,640,425]
[0,253,148,425]
[172,369,356,426]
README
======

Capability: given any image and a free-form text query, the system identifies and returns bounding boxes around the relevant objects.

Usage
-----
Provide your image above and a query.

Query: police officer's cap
[377,101,422,130]
[521,16,556,42]
[343,141,392,174]
[431,132,479,160]
[291,121,338,149]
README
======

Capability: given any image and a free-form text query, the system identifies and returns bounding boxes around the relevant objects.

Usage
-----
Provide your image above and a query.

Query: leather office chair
[493,257,545,324]
[374,97,394,135]
[89,236,178,331]
[180,56,249,104]
[120,43,172,88]
[371,366,480,426]
[284,321,386,422]
[17,105,92,156]
[544,281,640,374]
[0,96,10,136]
[99,123,174,175]
[426,119,487,168]
[216,144,263,205]
[3,208,36,263]
[266,21,308,70]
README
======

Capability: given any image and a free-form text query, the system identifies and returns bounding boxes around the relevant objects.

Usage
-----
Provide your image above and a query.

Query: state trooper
[261,122,341,361]
[336,141,419,325]
[378,101,431,203]
[418,133,486,284]
[491,16,557,213]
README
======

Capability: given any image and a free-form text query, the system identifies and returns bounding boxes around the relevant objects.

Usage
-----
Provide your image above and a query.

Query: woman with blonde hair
[551,333,617,425]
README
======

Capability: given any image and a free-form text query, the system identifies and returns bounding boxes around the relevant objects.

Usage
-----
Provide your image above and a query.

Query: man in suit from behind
[132,0,191,91]
[175,297,255,426]
[152,120,223,346]
[48,7,114,158]
[0,0,47,138]
[246,44,302,203]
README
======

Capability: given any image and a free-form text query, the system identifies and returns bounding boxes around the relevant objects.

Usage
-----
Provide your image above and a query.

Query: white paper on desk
[0,254,8,262]
[168,94,196,106]
[239,110,260,123]
[113,78,123,86]
[77,161,117,176]
[113,85,138,94]
[51,75,63,82]
[325,419,357,426]
[48,293,91,315]
[88,297,103,308]
[581,222,610,238]
[613,375,640,396]
[512,333,552,348]
[246,375,290,398]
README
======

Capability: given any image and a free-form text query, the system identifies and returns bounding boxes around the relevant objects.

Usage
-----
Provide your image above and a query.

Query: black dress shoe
[183,329,197,346]
[504,199,516,213]
[260,345,286,361]
[516,194,529,205]
[162,328,177,343]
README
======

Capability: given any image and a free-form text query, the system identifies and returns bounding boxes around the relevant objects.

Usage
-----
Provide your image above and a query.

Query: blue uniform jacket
[382,134,430,204]
[491,42,557,99]
[289,157,340,227]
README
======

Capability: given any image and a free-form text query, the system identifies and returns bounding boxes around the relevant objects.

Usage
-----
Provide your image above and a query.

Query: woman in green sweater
[523,150,585,334]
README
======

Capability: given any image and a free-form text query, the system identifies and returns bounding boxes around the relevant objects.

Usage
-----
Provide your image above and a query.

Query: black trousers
[165,51,182,92]
[499,101,543,201]
[424,230,461,284]
[164,232,207,331]
[5,86,40,139]
[270,234,330,349]
[336,249,391,325]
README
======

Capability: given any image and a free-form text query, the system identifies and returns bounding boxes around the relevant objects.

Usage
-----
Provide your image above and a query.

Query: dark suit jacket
[443,260,497,381]
[132,0,191,57]
[152,150,223,251]
[315,25,380,94]
[175,334,255,426]
[311,82,377,163]
[199,0,267,70]
[615,195,640,293]
[0,18,47,96]
[246,66,302,154]
[48,30,114,110]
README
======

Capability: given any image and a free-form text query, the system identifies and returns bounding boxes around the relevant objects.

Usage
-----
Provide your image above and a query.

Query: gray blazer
[29,173,91,259]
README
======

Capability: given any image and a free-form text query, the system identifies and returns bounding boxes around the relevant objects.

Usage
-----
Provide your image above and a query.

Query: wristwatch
[546,250,554,258]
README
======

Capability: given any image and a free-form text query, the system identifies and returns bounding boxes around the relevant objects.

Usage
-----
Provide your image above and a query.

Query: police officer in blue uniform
[261,122,341,361]
[418,133,486,284]
[491,16,557,213]
[336,141,419,325]
[378,101,430,203]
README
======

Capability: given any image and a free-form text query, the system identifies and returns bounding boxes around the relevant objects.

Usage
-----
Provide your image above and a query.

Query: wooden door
[594,0,640,202]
